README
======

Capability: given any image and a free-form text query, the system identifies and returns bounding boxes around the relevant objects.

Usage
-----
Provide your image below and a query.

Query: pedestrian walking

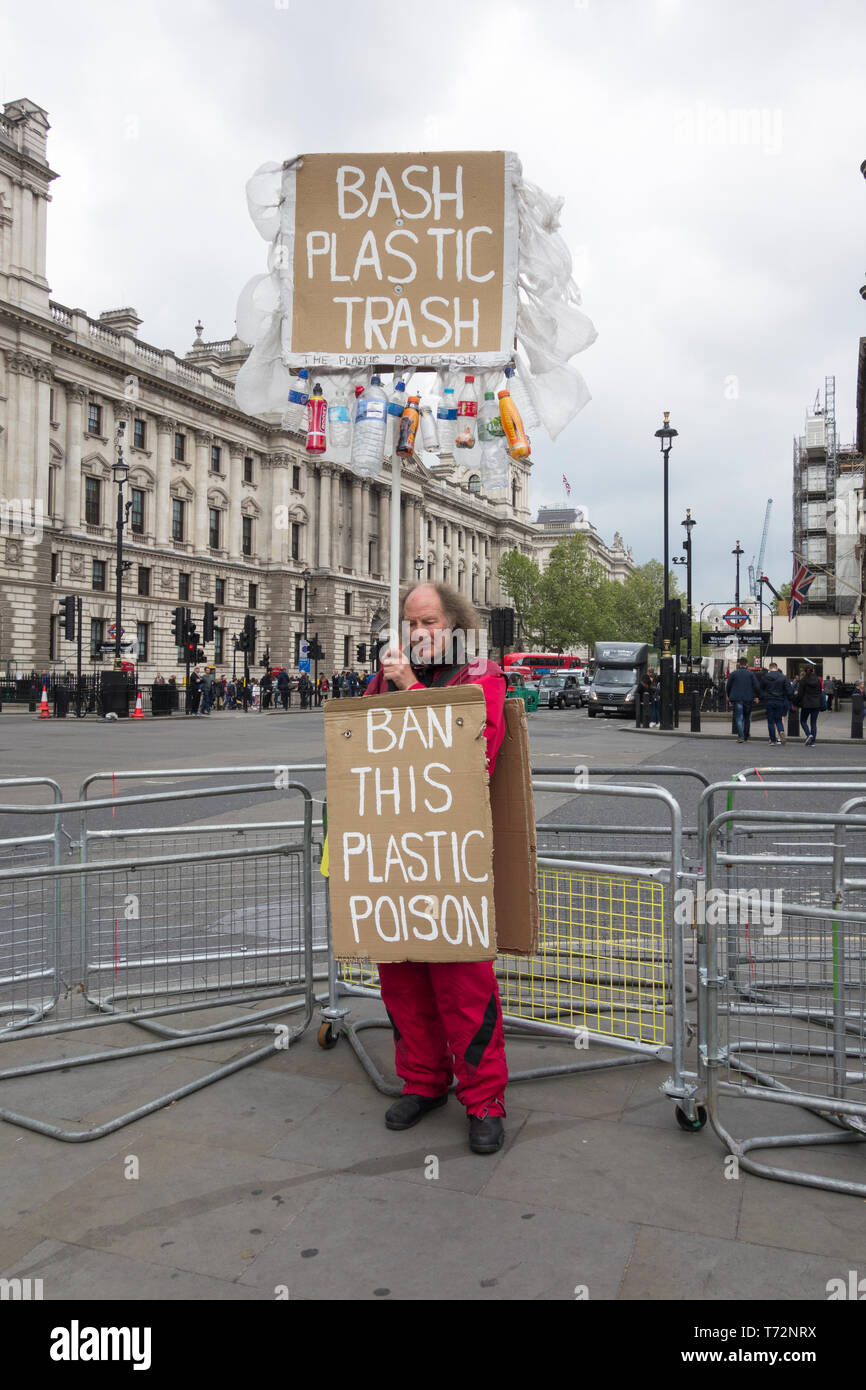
[793,665,823,745]
[277,668,289,710]
[364,582,508,1156]
[726,657,761,742]
[759,662,792,744]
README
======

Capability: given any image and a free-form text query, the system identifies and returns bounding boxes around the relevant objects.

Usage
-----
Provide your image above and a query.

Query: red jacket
[365,659,507,775]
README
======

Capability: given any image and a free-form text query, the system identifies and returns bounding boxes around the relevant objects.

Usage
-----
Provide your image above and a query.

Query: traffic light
[196,648,205,663]
[203,602,216,643]
[309,637,325,662]
[261,645,271,669]
[242,613,256,661]
[356,643,367,663]
[59,595,76,640]
[171,606,186,645]
[491,607,515,648]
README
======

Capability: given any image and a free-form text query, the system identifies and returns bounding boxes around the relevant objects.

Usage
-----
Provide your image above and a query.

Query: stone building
[0,98,536,679]
[530,506,634,582]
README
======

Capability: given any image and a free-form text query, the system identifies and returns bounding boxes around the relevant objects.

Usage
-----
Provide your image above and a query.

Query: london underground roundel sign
[723,606,749,629]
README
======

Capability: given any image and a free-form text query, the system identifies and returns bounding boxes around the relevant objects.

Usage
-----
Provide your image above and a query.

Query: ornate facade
[530,506,634,582]
[0,99,536,677]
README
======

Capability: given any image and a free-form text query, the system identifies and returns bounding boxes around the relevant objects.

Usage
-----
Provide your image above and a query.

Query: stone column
[331,468,341,570]
[351,478,364,573]
[64,383,86,533]
[229,445,244,559]
[155,416,174,546]
[270,452,291,565]
[379,485,390,582]
[317,464,331,570]
[193,430,212,551]
[451,525,460,591]
[34,362,52,522]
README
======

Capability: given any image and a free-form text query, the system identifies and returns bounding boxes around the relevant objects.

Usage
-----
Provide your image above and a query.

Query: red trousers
[377,960,508,1117]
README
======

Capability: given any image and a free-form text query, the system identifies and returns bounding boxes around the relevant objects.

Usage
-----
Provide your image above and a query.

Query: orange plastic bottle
[396,395,421,456]
[497,389,531,460]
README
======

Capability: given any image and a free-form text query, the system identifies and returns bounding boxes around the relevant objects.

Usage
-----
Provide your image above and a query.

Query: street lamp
[673,508,697,726]
[732,540,744,609]
[112,421,133,670]
[414,553,424,581]
[653,411,678,729]
[302,568,312,650]
[844,618,862,687]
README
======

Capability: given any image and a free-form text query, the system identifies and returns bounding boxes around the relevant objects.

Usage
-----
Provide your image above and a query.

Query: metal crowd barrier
[0,773,319,1141]
[698,796,866,1196]
[322,777,703,1127]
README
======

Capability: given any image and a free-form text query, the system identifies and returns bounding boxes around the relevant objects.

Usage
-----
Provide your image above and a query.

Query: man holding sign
[363,583,509,1155]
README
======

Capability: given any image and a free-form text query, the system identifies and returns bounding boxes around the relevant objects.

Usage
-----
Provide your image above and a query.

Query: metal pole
[76,596,83,717]
[114,477,123,666]
[184,607,191,713]
[389,454,401,645]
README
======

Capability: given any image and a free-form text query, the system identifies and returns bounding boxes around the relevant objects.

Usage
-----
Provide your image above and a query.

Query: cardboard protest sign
[281,151,519,368]
[490,697,538,956]
[324,686,496,962]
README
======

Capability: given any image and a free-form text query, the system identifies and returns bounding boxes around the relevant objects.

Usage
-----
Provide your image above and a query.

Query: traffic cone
[131,689,145,719]
[38,685,51,718]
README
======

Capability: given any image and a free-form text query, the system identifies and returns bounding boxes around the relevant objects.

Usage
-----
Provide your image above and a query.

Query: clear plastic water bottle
[327,390,352,453]
[479,391,505,440]
[437,387,457,453]
[480,437,510,492]
[419,404,440,452]
[350,375,389,477]
[504,363,540,432]
[455,376,478,449]
[387,379,407,452]
[286,368,310,434]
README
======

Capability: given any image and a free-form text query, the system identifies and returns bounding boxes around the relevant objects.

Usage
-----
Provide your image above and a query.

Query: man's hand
[381,646,418,691]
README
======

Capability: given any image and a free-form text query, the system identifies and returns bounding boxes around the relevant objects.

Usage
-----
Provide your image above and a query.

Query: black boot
[468,1114,505,1154]
[384,1094,448,1131]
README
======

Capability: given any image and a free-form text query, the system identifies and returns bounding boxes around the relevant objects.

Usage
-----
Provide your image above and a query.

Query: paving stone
[2,1239,264,1300]
[619,1224,848,1301]
[239,1172,638,1300]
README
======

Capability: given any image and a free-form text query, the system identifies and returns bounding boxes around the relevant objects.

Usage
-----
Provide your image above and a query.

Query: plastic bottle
[396,395,421,456]
[479,391,505,440]
[497,388,531,460]
[479,437,510,492]
[350,375,389,476]
[437,388,457,453]
[419,404,440,452]
[286,368,310,433]
[327,390,351,452]
[455,376,478,449]
[504,363,540,432]
[306,383,327,455]
[387,379,407,452]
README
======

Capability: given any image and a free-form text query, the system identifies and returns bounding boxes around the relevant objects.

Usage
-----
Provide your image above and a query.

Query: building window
[427,561,433,581]
[47,468,56,517]
[249,583,258,609]
[179,572,190,601]
[133,418,146,450]
[443,526,449,544]
[130,488,145,534]
[472,534,477,553]
[427,519,432,538]
[136,622,149,662]
[344,591,352,615]
[51,552,59,582]
[215,578,226,605]
[210,444,221,473]
[472,571,477,602]
[209,507,221,550]
[87,402,102,436]
[458,530,463,548]
[92,559,106,590]
[294,586,303,613]
[368,539,375,573]
[443,564,450,585]
[292,464,301,490]
[242,516,253,556]
[172,498,185,541]
[85,477,101,526]
[49,388,55,421]
[344,634,350,666]
[291,522,300,561]
[244,457,254,484]
[214,628,224,663]
[90,618,104,658]
[174,432,186,462]
[138,566,151,596]
[485,574,489,604]
[294,632,302,665]
[512,479,518,510]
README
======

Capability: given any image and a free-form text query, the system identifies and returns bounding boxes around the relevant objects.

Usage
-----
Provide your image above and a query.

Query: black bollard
[787,705,800,740]
[635,692,643,727]
[691,689,701,732]
[852,691,864,740]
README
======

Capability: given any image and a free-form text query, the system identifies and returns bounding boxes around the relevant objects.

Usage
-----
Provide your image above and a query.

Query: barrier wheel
[675,1104,707,1132]
[317,1022,339,1050]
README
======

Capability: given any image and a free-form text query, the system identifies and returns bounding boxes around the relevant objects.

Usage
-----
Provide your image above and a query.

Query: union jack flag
[789,561,816,620]
[562,474,571,496]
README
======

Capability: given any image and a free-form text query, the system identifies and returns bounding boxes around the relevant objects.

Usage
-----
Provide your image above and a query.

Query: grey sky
[3,0,864,606]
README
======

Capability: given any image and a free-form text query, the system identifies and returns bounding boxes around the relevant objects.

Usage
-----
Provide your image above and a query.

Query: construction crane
[748,498,773,598]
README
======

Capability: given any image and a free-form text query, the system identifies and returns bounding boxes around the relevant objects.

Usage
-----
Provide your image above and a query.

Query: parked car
[505,676,539,713]
[538,673,583,709]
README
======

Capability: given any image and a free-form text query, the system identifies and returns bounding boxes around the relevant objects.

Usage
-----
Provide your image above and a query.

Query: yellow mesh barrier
[338,867,668,1047]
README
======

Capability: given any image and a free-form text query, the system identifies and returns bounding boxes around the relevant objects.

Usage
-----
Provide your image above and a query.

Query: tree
[601,561,679,645]
[497,550,546,646]
[540,534,608,651]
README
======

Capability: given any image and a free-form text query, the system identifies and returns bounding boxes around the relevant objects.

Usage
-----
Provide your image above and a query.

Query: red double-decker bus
[503,652,584,679]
